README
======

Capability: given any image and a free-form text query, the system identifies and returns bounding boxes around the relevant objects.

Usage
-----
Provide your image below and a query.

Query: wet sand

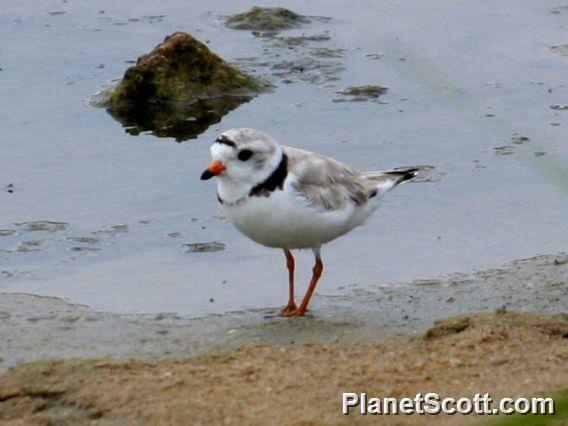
[1,253,567,424]
[1,253,566,372]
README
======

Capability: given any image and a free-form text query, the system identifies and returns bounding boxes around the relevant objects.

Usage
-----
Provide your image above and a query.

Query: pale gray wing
[282,146,370,211]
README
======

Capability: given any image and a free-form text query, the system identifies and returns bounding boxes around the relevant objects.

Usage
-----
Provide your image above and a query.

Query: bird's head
[201,128,282,186]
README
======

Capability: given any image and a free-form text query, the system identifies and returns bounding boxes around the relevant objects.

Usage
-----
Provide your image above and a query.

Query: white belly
[223,189,378,249]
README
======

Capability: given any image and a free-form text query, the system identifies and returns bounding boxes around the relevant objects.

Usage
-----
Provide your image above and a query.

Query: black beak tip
[200,169,214,180]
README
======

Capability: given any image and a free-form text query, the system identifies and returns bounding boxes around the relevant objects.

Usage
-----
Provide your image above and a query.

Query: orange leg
[283,248,323,317]
[281,249,297,314]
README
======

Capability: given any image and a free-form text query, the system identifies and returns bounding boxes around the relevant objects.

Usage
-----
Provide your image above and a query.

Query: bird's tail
[380,167,420,184]
[361,167,423,199]
[363,167,420,185]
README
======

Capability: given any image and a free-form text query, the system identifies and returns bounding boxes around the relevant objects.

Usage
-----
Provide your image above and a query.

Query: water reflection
[107,95,252,142]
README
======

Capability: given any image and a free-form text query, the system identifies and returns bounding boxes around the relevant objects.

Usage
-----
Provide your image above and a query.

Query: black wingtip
[384,167,419,183]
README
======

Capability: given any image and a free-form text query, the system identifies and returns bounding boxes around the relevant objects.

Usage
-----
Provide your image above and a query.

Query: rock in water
[225,6,310,30]
[109,32,261,105]
[102,32,264,141]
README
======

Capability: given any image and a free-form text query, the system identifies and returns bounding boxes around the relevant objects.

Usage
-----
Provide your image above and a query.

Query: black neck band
[249,153,288,197]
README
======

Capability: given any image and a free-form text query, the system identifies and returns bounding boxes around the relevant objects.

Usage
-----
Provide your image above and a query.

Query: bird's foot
[280,303,298,316]
[281,307,306,317]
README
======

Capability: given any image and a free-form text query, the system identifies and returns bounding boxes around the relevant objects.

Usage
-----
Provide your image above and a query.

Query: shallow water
[1,0,567,317]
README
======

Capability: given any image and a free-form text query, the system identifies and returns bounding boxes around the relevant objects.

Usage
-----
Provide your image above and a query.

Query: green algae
[225,6,310,31]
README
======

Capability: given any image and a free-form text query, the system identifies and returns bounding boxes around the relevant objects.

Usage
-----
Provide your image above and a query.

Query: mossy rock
[103,32,265,140]
[108,32,262,106]
[225,6,310,31]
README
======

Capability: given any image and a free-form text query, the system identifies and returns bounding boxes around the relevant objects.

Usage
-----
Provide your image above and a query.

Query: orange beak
[200,160,226,180]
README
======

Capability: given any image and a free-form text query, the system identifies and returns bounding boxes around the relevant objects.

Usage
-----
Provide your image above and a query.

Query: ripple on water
[67,236,102,254]
[67,236,101,244]
[70,246,101,252]
[493,146,516,156]
[16,240,46,253]
[14,221,69,232]
[94,224,129,236]
[184,241,226,253]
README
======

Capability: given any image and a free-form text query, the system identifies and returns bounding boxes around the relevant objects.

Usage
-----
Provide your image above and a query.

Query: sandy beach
[1,311,567,425]
[1,253,567,424]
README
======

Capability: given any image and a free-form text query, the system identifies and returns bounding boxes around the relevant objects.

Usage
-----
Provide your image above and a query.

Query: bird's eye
[237,149,253,161]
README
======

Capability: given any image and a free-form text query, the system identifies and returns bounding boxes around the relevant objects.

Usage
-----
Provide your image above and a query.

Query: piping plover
[201,128,418,317]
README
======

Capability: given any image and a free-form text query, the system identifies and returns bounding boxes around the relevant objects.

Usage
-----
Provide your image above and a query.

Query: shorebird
[201,128,418,317]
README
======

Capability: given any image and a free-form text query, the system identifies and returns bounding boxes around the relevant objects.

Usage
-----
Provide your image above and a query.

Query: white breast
[221,178,379,249]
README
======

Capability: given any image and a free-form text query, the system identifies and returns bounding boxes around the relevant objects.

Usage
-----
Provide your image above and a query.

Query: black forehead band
[214,135,236,148]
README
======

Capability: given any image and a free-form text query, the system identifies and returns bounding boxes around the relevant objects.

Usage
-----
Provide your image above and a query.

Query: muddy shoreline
[1,253,565,372]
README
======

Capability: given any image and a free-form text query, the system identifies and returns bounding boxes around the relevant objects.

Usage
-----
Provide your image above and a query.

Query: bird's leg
[281,249,297,315]
[283,248,323,317]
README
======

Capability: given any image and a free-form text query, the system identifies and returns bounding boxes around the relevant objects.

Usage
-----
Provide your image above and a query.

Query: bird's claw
[280,303,298,316]
[281,307,305,317]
